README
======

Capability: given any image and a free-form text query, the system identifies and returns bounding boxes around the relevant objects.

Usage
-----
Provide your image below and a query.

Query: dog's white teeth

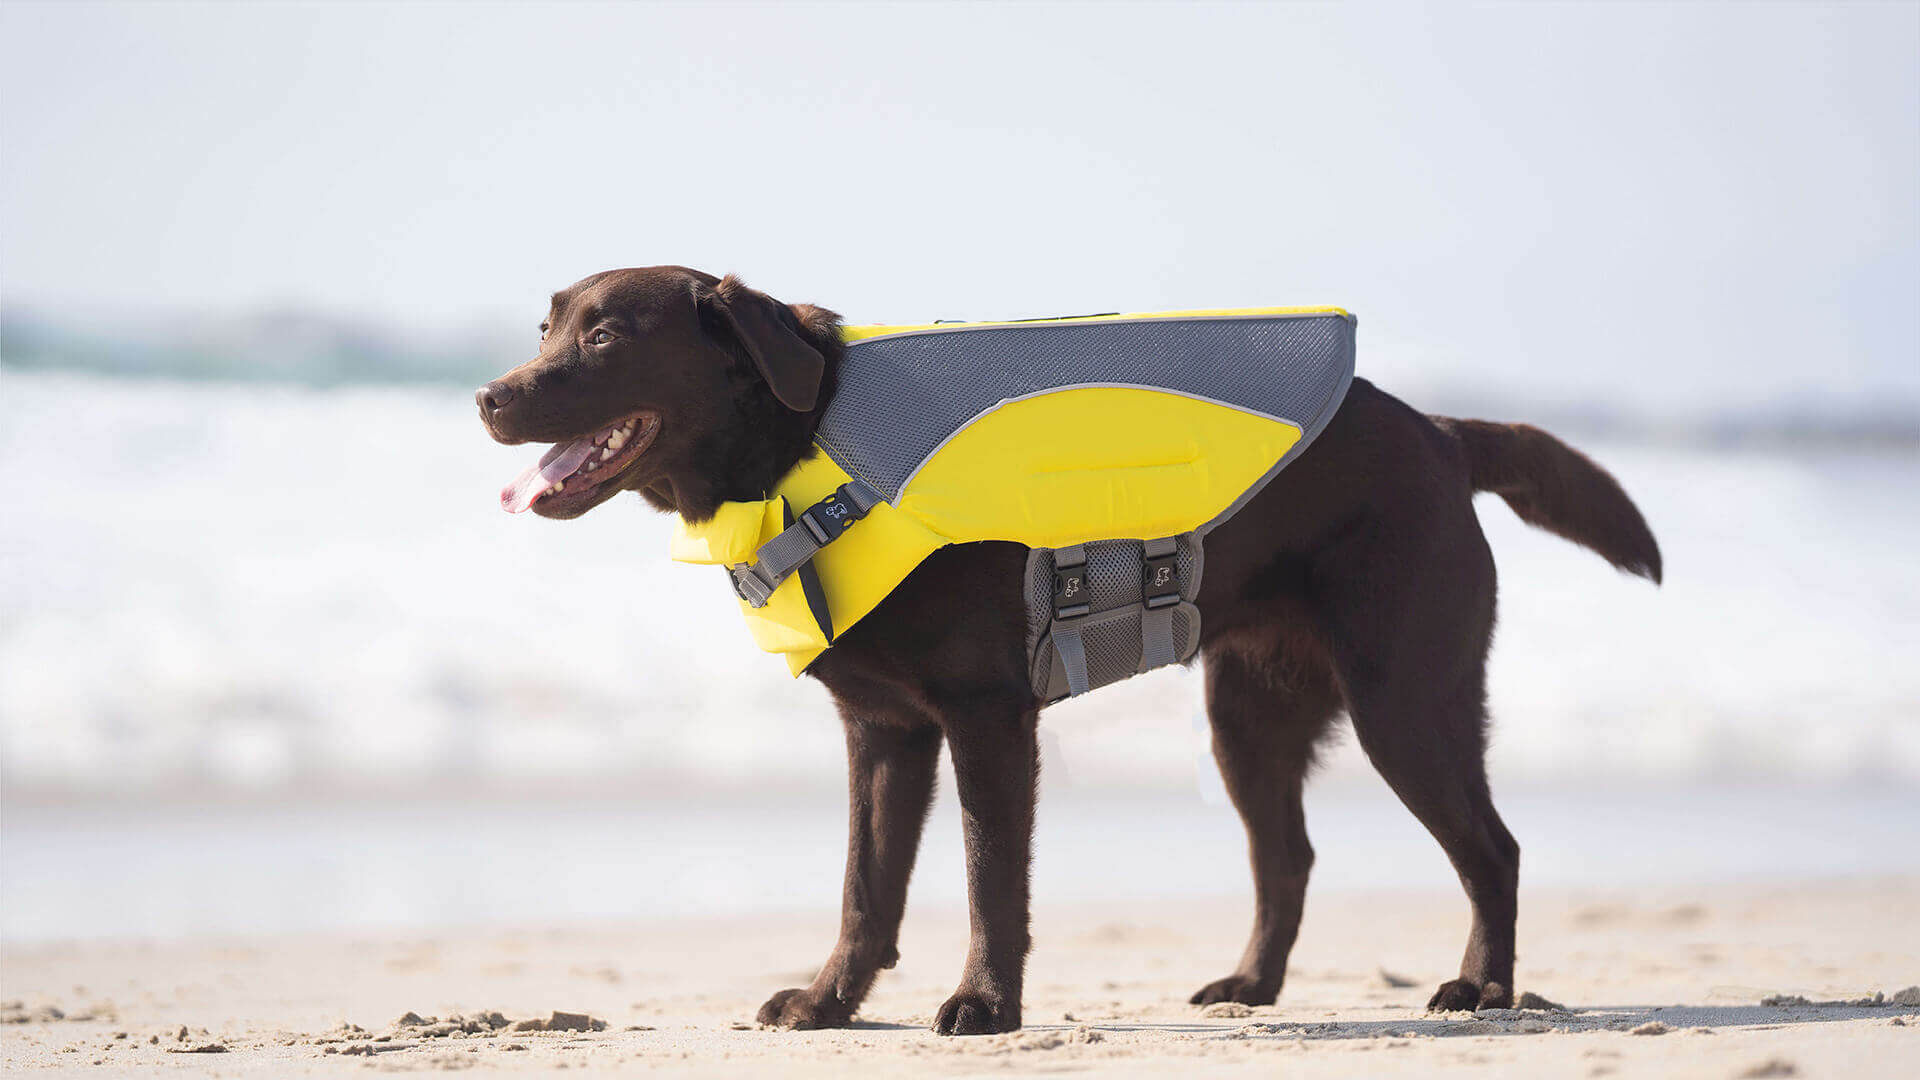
[550,482,563,494]
[601,446,615,460]
[607,429,626,449]
[585,462,598,472]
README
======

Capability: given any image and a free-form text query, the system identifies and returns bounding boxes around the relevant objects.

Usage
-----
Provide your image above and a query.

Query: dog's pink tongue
[500,439,597,513]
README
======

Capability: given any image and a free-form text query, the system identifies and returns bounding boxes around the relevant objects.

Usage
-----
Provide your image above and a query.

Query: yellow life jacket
[671,306,1356,695]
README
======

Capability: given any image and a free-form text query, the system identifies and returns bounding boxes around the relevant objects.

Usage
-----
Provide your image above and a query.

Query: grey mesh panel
[1083,543,1144,609]
[1029,601,1202,701]
[1026,534,1204,701]
[819,313,1357,525]
[1171,607,1194,652]
[1082,615,1143,683]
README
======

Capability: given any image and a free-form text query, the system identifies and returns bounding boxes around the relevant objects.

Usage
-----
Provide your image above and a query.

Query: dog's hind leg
[1189,634,1343,1006]
[1346,675,1519,1011]
[757,714,943,1029]
[1319,512,1520,1012]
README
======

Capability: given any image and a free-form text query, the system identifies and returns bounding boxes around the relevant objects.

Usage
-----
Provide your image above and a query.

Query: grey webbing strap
[1050,545,1092,696]
[1138,536,1180,672]
[730,479,884,608]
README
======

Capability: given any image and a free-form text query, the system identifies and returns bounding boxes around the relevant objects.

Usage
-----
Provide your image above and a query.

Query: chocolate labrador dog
[477,266,1661,1035]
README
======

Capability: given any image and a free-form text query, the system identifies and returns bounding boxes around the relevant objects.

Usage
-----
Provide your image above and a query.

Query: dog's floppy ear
[700,274,826,413]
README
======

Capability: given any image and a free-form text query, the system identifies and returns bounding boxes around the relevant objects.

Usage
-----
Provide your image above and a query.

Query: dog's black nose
[476,382,514,415]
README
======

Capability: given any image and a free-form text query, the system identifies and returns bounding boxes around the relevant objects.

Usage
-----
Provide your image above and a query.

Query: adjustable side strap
[1138,536,1181,671]
[1049,544,1092,696]
[730,479,884,608]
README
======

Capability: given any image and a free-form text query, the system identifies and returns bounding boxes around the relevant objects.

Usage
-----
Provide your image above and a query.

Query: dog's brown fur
[478,267,1662,1035]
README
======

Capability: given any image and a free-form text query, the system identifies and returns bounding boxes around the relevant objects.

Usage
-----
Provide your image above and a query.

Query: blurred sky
[2,0,1917,414]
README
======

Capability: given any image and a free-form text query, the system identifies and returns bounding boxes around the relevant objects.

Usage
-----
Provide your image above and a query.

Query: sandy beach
[4,876,1914,1077]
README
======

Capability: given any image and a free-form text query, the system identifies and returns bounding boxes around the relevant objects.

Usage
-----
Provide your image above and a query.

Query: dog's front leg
[931,709,1039,1035]
[757,716,942,1029]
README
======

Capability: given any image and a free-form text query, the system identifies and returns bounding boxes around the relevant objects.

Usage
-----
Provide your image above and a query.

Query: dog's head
[478,266,842,521]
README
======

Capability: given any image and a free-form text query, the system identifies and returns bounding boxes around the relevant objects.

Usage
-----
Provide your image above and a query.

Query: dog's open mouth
[500,411,661,514]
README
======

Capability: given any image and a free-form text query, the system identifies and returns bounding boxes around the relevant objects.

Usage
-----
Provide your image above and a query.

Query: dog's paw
[755,987,853,1030]
[931,990,1019,1036]
[1426,979,1511,1011]
[1427,979,1481,1011]
[1189,974,1278,1006]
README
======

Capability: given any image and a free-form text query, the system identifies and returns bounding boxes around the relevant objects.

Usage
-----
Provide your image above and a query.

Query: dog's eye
[589,329,613,346]
[538,323,549,341]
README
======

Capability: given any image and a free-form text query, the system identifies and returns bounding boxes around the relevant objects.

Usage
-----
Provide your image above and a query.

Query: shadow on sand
[1019,1001,1917,1041]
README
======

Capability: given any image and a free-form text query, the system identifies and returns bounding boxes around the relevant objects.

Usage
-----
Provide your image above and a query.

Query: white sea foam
[3,370,1917,796]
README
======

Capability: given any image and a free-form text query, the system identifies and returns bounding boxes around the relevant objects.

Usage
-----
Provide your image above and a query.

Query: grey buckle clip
[730,563,777,607]
[1143,552,1181,609]
[1053,570,1090,619]
[726,481,882,610]
[1052,545,1090,619]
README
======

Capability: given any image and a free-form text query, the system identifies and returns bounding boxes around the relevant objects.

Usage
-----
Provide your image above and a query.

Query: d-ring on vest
[670,306,1357,701]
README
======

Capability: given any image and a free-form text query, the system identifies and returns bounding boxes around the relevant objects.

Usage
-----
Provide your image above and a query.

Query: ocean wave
[2,371,1916,797]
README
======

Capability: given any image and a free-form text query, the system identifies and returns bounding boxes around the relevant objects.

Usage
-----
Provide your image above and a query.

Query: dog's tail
[1431,417,1663,584]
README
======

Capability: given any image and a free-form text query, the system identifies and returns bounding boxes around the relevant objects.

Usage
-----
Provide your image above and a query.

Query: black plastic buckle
[1053,566,1090,619]
[1143,553,1181,609]
[798,484,871,545]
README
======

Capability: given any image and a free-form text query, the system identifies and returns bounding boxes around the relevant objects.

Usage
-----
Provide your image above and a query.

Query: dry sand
[3,878,1915,1077]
